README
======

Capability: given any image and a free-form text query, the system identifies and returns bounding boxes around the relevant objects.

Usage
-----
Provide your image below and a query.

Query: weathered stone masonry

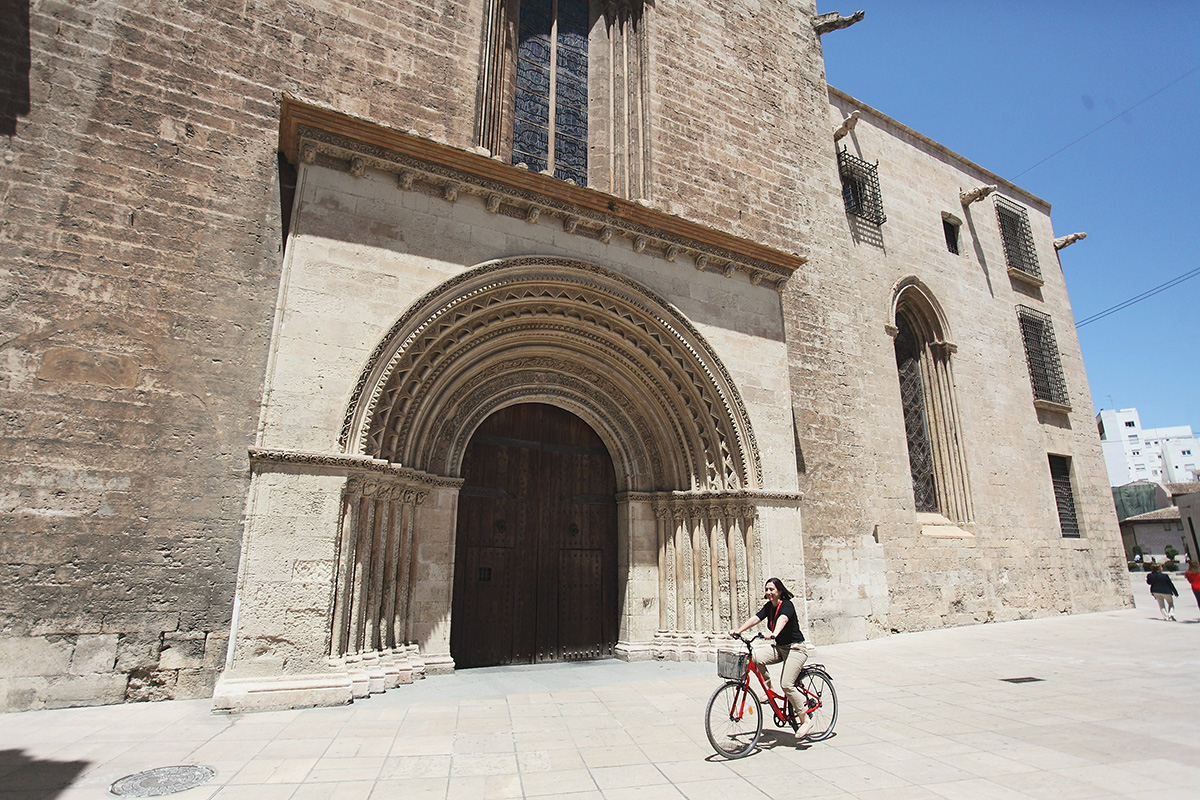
[0,1,1127,712]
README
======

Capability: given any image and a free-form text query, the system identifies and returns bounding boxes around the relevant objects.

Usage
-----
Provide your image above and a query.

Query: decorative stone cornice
[279,98,803,291]
[248,447,464,487]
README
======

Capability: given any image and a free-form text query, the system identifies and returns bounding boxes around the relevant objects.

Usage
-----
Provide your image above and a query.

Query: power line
[1014,64,1200,179]
[1076,265,1200,328]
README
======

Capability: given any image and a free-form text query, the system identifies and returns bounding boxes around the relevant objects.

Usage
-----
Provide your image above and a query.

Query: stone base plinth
[211,673,353,713]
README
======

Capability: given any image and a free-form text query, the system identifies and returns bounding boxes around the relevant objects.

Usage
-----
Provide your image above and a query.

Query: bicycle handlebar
[729,632,765,649]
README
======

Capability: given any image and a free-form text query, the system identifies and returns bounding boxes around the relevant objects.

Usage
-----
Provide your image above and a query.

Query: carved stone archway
[216,258,786,711]
[328,258,776,671]
[343,256,761,492]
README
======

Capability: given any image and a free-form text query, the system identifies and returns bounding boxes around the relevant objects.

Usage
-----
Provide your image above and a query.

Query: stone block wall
[784,89,1129,644]
[0,0,494,710]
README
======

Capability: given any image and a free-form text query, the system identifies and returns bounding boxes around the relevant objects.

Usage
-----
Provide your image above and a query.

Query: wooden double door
[451,403,618,668]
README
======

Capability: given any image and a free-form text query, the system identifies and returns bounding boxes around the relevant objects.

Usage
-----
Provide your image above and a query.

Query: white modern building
[1098,408,1200,485]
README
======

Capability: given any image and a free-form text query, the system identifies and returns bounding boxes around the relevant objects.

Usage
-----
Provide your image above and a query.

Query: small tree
[1165,545,1179,562]
[1132,544,1144,558]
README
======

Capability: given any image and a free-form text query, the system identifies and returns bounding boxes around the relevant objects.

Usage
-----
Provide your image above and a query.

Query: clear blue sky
[819,1,1200,434]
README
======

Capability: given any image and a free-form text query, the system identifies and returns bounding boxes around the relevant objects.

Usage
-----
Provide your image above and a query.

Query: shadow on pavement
[0,749,89,799]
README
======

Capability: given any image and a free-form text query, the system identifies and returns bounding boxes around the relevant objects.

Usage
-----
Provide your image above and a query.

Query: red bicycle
[705,632,838,758]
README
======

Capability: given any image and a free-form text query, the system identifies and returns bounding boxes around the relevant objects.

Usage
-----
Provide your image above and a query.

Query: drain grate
[110,765,216,797]
[1000,676,1044,683]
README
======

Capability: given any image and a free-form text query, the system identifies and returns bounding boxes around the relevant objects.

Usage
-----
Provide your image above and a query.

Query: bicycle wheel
[797,669,837,741]
[704,680,763,758]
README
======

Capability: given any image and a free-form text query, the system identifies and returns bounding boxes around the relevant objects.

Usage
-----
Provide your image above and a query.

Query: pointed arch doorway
[450,403,618,668]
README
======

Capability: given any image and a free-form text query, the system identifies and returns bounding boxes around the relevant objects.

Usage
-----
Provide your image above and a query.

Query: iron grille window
[894,316,937,512]
[995,196,1040,279]
[513,0,589,186]
[1048,455,1080,537]
[1016,305,1069,406]
[838,148,886,225]
[943,218,960,254]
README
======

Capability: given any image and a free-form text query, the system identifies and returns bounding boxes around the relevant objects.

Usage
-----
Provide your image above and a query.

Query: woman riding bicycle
[730,577,813,738]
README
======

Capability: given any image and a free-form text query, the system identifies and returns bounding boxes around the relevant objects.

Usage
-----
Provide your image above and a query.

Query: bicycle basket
[716,650,747,680]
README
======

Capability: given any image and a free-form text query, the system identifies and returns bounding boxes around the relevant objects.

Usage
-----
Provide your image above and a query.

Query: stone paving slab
[2,572,1197,799]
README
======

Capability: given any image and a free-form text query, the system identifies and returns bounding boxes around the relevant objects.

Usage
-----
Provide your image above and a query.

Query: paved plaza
[3,571,1197,800]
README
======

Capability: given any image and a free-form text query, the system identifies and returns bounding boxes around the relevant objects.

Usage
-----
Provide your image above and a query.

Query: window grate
[943,218,960,254]
[838,148,886,225]
[895,316,937,512]
[1016,305,1069,406]
[995,196,1040,278]
[1048,455,1080,537]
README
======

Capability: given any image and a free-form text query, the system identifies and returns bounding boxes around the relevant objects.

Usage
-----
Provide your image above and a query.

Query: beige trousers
[752,641,809,716]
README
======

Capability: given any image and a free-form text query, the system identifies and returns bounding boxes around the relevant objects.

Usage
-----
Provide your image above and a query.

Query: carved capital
[486,194,502,213]
[443,183,459,202]
[397,170,415,190]
[300,143,317,164]
[349,156,366,177]
[633,235,648,253]
[694,254,709,271]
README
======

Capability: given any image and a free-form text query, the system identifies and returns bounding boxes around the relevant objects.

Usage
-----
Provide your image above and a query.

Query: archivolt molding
[342,258,762,492]
[418,357,672,487]
[887,275,955,349]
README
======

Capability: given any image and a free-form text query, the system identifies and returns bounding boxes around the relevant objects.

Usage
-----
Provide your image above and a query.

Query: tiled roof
[1163,481,1200,496]
[1122,506,1182,523]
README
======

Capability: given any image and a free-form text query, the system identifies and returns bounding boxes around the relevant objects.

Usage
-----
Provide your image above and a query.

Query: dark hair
[765,577,794,601]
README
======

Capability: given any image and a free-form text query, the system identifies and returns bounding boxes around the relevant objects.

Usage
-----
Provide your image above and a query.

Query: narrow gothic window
[891,282,973,523]
[895,315,937,512]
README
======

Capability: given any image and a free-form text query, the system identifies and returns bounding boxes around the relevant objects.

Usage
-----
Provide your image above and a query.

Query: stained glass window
[513,0,589,185]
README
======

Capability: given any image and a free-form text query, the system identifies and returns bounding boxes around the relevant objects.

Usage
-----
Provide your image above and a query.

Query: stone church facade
[0,1,1127,712]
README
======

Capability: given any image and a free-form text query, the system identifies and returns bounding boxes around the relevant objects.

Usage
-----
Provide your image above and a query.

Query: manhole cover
[110,765,216,797]
[1000,676,1044,683]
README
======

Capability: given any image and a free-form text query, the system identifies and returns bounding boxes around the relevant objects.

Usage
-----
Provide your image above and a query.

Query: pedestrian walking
[1185,562,1200,612]
[1147,564,1178,620]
